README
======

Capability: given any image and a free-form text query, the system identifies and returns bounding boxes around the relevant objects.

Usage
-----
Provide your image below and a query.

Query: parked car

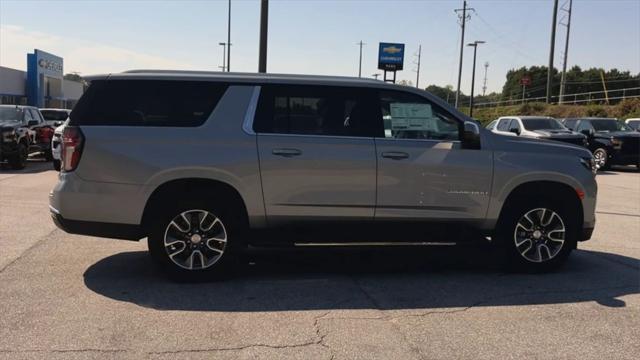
[562,117,640,170]
[489,116,587,147]
[40,108,71,127]
[0,105,54,169]
[51,119,69,171]
[50,71,597,279]
[625,118,640,132]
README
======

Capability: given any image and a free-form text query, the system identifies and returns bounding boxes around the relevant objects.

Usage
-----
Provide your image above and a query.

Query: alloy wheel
[593,149,607,169]
[163,209,227,270]
[513,208,565,263]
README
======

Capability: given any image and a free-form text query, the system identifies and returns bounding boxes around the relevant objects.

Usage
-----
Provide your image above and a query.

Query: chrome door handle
[381,151,409,160]
[272,148,302,157]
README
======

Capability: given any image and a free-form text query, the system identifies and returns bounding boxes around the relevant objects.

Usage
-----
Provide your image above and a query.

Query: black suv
[563,117,640,170]
[0,105,53,169]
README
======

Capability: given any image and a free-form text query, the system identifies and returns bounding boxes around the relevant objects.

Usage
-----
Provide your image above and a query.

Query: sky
[0,0,639,94]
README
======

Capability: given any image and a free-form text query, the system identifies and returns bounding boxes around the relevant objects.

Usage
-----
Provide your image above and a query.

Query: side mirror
[53,121,63,127]
[462,121,481,150]
[27,120,39,127]
[580,129,593,137]
[509,128,521,136]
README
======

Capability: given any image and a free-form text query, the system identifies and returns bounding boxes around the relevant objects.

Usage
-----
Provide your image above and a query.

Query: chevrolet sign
[378,42,405,71]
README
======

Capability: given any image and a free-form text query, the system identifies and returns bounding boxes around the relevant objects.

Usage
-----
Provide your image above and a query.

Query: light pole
[467,40,485,118]
[258,0,269,73]
[219,42,226,71]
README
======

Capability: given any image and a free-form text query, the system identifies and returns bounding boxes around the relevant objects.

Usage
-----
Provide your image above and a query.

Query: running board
[294,241,457,247]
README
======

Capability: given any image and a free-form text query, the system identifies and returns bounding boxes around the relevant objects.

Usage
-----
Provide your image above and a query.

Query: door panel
[375,139,492,220]
[258,134,376,221]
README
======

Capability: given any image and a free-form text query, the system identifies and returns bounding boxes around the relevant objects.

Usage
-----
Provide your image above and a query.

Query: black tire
[593,148,609,171]
[147,195,245,281]
[8,142,28,170]
[494,195,578,272]
[53,159,61,171]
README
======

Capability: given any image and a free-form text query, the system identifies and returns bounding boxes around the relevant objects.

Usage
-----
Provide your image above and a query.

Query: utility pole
[558,0,572,104]
[356,41,365,77]
[546,0,559,103]
[467,40,485,118]
[414,44,422,88]
[219,42,227,71]
[258,0,269,73]
[227,0,231,72]
[482,62,489,96]
[372,74,381,80]
[454,1,474,108]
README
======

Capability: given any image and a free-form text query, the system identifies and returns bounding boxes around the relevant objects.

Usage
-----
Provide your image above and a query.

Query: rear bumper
[50,206,144,240]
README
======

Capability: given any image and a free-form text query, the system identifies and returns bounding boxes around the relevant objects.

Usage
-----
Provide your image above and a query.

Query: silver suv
[50,71,597,278]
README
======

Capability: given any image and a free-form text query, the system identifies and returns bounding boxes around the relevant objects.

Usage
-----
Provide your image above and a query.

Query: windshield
[522,118,566,130]
[41,110,69,121]
[0,107,24,122]
[591,119,632,132]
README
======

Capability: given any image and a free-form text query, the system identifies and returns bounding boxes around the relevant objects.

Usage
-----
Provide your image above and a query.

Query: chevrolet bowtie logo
[382,46,402,54]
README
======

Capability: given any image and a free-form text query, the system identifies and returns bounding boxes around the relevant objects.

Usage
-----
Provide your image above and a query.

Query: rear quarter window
[70,80,228,127]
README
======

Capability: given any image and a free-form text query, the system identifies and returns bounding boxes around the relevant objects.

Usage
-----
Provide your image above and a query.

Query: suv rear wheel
[496,196,577,272]
[147,198,242,281]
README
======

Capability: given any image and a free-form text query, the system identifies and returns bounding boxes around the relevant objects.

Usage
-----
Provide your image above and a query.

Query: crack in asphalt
[0,349,127,354]
[352,277,426,360]
[0,227,58,274]
[596,211,640,218]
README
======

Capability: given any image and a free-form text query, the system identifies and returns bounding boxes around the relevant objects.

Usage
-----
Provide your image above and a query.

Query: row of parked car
[486,116,640,170]
[0,105,70,171]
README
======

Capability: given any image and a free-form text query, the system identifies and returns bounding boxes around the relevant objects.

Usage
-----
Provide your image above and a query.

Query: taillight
[61,126,84,172]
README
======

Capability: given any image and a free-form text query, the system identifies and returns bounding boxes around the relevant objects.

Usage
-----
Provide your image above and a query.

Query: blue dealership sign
[378,43,405,71]
[27,49,64,107]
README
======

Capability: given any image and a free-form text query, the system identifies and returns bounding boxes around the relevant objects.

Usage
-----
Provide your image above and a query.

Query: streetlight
[219,43,227,71]
[467,40,485,118]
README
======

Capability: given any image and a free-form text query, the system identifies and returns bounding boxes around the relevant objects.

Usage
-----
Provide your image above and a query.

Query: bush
[585,105,608,117]
[611,98,640,119]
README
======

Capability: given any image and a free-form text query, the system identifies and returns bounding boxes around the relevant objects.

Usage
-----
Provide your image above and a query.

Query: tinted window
[379,90,460,140]
[576,121,593,132]
[590,119,632,132]
[628,120,640,130]
[563,119,578,130]
[29,109,43,123]
[254,85,378,137]
[70,80,228,127]
[521,118,565,130]
[508,119,520,132]
[41,110,69,121]
[497,119,511,131]
[24,109,35,122]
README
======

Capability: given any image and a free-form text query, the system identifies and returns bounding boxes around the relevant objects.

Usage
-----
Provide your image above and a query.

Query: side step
[294,241,457,247]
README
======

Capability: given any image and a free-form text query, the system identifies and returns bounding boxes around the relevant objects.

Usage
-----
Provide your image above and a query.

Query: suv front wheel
[147,199,241,281]
[496,197,577,272]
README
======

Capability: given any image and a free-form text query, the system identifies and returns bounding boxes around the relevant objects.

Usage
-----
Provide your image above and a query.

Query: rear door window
[508,119,520,132]
[254,85,379,137]
[70,80,228,127]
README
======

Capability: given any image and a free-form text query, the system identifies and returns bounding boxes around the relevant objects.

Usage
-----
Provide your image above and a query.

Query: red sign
[520,76,531,86]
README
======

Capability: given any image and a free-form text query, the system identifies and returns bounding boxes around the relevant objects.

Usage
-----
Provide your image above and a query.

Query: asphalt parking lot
[1,160,639,359]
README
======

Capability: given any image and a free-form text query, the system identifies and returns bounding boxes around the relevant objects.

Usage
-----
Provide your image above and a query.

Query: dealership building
[0,49,84,109]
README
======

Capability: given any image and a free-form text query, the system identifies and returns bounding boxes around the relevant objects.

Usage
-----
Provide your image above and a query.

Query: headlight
[1,128,16,141]
[580,157,597,174]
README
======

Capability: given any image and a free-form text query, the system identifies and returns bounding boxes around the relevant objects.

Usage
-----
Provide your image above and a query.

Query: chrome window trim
[242,86,261,135]
[256,132,375,141]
